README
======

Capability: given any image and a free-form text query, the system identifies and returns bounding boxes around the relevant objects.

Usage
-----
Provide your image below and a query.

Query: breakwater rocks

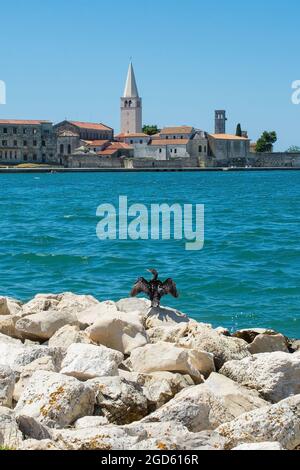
[0,292,299,451]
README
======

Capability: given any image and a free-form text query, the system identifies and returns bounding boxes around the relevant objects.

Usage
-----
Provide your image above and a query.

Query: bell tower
[121,62,142,134]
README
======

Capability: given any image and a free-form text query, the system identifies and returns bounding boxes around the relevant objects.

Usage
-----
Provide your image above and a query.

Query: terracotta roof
[83,140,110,147]
[209,134,249,141]
[150,139,189,146]
[108,142,133,150]
[160,126,194,135]
[69,121,113,131]
[116,132,149,138]
[97,148,119,156]
[58,130,79,137]
[0,119,50,125]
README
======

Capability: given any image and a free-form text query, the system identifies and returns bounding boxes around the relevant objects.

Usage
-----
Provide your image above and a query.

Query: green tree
[236,123,242,137]
[142,125,160,136]
[286,145,300,153]
[255,131,277,153]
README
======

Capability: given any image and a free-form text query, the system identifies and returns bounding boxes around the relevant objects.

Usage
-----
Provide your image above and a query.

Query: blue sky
[0,0,299,149]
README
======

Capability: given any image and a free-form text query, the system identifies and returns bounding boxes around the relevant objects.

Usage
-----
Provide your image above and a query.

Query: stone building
[215,110,227,134]
[54,120,113,163]
[120,62,142,134]
[207,133,250,166]
[0,119,56,164]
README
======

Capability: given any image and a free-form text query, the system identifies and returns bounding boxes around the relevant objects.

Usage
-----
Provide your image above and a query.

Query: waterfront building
[0,119,56,164]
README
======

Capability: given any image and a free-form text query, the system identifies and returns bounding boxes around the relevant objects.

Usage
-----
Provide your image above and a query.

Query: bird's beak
[147,269,152,273]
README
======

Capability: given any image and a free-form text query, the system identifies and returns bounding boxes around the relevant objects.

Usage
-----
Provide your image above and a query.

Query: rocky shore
[0,292,299,451]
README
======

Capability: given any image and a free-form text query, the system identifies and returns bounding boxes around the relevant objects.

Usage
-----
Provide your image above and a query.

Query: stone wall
[247,152,300,167]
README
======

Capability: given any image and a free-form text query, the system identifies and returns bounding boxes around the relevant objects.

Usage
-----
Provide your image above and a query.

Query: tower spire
[123,62,139,98]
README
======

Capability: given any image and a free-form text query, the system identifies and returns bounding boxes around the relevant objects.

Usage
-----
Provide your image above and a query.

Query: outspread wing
[162,278,179,298]
[130,277,150,297]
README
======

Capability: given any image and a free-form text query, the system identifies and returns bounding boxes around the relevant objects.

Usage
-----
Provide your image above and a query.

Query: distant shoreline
[0,166,300,174]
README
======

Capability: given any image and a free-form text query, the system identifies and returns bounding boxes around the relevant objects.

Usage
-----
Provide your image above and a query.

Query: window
[33,154,37,161]
[5,151,7,158]
[14,152,17,159]
[60,144,64,154]
[166,136,169,139]
[42,154,46,163]
[139,140,143,144]
[170,149,172,153]
[204,145,207,152]
[174,149,177,154]
[199,145,202,153]
[68,144,71,155]
[130,140,133,144]
[10,151,12,159]
[13,128,17,134]
[42,140,46,147]
[14,140,17,147]
[23,140,27,147]
[2,140,7,146]
[23,154,28,161]
[23,128,27,134]
[3,128,7,134]
[33,140,37,146]
[0,151,2,159]
[159,148,162,153]
[173,136,176,139]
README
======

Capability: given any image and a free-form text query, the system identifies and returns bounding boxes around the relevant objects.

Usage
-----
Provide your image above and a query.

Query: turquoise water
[0,171,299,338]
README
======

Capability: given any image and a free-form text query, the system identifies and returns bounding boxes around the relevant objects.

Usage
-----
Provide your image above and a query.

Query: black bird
[130,269,179,308]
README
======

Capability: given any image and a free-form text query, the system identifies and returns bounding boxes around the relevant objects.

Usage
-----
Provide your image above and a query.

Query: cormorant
[130,269,179,308]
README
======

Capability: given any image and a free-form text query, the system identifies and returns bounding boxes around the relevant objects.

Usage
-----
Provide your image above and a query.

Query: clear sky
[0,0,299,149]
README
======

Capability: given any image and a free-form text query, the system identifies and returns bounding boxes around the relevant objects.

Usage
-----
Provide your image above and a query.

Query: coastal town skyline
[1,0,300,150]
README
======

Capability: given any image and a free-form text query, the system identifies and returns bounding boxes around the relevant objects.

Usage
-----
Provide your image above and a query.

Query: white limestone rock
[0,341,56,376]
[17,439,60,451]
[129,341,214,382]
[60,343,124,380]
[145,306,191,329]
[0,366,15,408]
[15,310,79,341]
[232,442,284,450]
[76,301,119,328]
[220,351,300,402]
[214,394,300,450]
[86,312,148,355]
[0,315,23,339]
[0,406,23,449]
[148,322,250,369]
[13,356,56,402]
[0,296,22,316]
[14,370,95,429]
[142,372,268,432]
[116,297,151,317]
[48,324,94,349]
[248,333,289,354]
[74,416,109,429]
[21,292,99,318]
[88,376,148,424]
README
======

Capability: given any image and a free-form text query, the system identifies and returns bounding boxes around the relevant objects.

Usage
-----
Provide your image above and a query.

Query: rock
[13,356,56,402]
[14,371,95,429]
[21,292,99,318]
[220,352,300,402]
[290,339,300,352]
[0,332,22,345]
[129,342,214,382]
[0,406,23,449]
[48,325,94,349]
[142,373,268,432]
[0,296,22,316]
[74,416,109,429]
[16,415,53,440]
[86,312,148,355]
[0,366,15,408]
[214,394,300,450]
[60,343,124,380]
[215,327,231,336]
[232,442,284,450]
[0,341,56,377]
[248,333,289,354]
[116,297,151,317]
[148,323,250,370]
[233,328,278,343]
[17,439,60,450]
[145,306,191,329]
[15,310,79,341]
[76,301,119,328]
[88,376,148,425]
[0,315,22,339]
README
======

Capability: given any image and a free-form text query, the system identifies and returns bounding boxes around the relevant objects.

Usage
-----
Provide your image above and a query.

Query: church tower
[121,62,142,134]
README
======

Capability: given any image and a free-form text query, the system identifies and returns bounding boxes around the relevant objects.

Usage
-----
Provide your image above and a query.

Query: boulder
[16,415,53,440]
[148,323,250,370]
[74,416,109,429]
[0,406,23,449]
[290,339,300,352]
[0,315,22,339]
[233,328,278,343]
[116,297,151,317]
[14,370,95,429]
[76,301,119,328]
[88,376,148,424]
[60,343,123,380]
[48,325,94,349]
[0,296,22,316]
[86,312,148,355]
[21,292,99,318]
[232,442,284,450]
[214,394,300,450]
[248,333,289,354]
[220,352,300,402]
[17,439,60,450]
[15,310,79,341]
[129,342,214,381]
[142,373,268,432]
[13,356,56,402]
[145,306,191,329]
[0,366,15,408]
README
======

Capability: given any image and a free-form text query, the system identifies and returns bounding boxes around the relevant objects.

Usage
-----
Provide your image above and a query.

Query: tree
[286,146,300,153]
[255,131,277,153]
[236,123,242,137]
[142,125,160,136]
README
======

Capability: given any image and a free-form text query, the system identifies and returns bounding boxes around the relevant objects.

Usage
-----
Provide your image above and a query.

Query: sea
[0,170,299,338]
